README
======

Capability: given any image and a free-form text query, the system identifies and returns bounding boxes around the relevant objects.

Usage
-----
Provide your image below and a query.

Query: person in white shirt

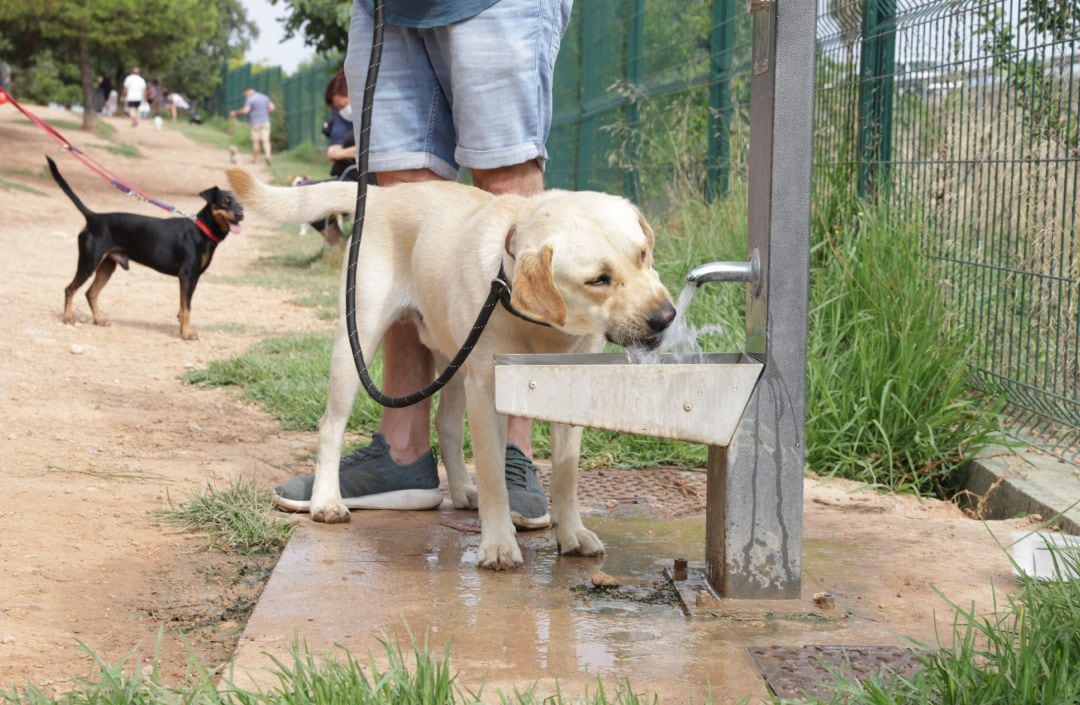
[122,67,147,127]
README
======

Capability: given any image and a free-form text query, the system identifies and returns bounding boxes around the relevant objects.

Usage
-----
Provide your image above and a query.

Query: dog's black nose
[647,302,677,332]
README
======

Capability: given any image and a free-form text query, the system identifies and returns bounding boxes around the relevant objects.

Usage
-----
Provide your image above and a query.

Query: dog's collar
[495,262,552,328]
[194,217,222,243]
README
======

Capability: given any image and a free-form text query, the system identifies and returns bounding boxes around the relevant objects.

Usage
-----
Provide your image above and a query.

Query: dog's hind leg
[433,357,475,509]
[63,233,99,324]
[549,423,604,557]
[85,257,118,326]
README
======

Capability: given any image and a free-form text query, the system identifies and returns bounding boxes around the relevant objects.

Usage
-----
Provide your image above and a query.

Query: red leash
[0,86,196,219]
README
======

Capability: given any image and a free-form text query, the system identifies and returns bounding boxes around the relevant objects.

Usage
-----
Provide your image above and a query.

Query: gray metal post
[705,0,814,599]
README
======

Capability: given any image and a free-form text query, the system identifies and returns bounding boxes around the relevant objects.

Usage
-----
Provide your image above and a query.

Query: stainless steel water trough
[494,352,763,447]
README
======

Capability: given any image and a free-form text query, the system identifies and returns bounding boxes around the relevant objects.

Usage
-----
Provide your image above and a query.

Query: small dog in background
[47,156,244,340]
[228,145,239,165]
[153,115,164,131]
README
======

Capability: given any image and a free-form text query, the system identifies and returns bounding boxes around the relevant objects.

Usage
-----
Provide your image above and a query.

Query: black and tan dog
[47,156,243,340]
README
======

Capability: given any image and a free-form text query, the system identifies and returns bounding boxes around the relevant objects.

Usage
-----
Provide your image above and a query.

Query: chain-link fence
[552,0,1077,463]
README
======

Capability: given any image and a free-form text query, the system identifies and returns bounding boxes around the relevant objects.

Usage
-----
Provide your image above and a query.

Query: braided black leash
[344,0,547,409]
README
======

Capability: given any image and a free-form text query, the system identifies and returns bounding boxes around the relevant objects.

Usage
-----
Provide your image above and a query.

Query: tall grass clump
[805,202,1004,497]
[778,543,1080,704]
[165,477,293,553]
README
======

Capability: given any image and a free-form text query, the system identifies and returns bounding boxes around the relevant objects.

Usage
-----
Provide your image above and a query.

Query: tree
[270,0,351,55]
[0,0,215,130]
[163,0,258,103]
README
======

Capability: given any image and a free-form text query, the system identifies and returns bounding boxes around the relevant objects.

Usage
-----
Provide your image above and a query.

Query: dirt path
[0,106,330,691]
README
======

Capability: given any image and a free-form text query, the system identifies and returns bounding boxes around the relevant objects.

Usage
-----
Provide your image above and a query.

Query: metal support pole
[705,0,814,599]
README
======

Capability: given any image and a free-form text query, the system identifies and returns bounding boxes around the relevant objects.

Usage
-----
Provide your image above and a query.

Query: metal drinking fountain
[495,0,813,600]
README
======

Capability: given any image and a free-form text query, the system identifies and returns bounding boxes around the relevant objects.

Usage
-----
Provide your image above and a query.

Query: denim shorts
[344,0,573,179]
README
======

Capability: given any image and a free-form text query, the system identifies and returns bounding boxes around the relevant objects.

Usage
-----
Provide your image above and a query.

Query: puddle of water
[235,511,859,703]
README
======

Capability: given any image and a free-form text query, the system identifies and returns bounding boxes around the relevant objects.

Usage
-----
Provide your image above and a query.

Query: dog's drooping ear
[510,243,567,327]
[199,186,221,204]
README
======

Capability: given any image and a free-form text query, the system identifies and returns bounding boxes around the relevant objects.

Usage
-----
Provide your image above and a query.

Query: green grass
[185,334,381,433]
[804,204,1006,496]
[776,541,1080,704]
[0,177,46,195]
[0,637,663,705]
[102,142,141,158]
[164,477,294,554]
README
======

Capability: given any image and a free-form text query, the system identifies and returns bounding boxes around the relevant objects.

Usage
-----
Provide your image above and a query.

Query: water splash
[626,284,727,364]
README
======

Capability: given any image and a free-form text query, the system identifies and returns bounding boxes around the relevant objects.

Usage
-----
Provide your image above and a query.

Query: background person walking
[121,67,146,127]
[229,87,276,166]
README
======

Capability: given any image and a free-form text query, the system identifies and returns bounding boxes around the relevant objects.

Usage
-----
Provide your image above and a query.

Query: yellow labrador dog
[226,170,675,570]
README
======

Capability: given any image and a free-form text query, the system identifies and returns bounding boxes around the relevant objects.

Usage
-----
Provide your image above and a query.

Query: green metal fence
[552,0,1078,463]
[816,0,1079,461]
[282,60,338,149]
[217,61,336,150]
[548,0,753,209]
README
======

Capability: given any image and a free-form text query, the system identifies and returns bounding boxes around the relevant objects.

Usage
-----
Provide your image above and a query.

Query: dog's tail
[226,168,360,225]
[46,156,94,220]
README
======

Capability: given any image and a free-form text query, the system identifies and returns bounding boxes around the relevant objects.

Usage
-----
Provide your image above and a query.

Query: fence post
[623,0,644,202]
[857,0,896,198]
[707,0,736,201]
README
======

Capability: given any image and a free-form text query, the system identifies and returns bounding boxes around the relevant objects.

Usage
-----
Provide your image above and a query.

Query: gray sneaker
[505,443,550,530]
[272,433,443,512]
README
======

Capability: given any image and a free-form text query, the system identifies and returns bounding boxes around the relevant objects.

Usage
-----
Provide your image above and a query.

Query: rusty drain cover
[749,645,924,700]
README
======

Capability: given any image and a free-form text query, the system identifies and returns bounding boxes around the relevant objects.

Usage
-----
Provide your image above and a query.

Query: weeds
[804,204,1006,496]
[164,478,293,554]
[776,539,1080,704]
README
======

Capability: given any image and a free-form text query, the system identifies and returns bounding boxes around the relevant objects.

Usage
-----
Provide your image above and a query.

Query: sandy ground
[0,104,1032,696]
[0,105,329,691]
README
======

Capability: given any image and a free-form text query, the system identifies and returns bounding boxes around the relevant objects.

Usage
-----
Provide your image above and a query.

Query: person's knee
[471,160,543,196]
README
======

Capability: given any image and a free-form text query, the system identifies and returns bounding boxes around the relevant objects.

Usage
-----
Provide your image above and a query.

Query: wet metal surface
[749,645,925,700]
[230,506,911,703]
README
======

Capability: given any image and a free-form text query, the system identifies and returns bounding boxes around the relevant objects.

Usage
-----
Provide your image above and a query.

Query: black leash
[345,0,548,409]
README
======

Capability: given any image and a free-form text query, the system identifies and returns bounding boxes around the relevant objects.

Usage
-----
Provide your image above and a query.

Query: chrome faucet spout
[685,249,761,294]
[685,260,752,286]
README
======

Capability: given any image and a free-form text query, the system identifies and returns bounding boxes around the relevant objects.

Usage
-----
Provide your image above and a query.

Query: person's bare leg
[375,168,443,464]
[263,132,273,165]
[471,159,544,458]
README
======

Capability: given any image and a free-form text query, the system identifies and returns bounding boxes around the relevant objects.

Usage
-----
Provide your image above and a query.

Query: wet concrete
[226,498,967,704]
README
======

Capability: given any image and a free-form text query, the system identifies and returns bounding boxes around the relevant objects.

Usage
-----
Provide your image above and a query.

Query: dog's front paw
[477,535,523,570]
[181,329,199,341]
[556,524,605,557]
[311,499,351,524]
[450,484,478,510]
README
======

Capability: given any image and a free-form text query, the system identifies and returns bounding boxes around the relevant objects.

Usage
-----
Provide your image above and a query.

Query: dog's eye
[640,249,647,263]
[587,274,611,287]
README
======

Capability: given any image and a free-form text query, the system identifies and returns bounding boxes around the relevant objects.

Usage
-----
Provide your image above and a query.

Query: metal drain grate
[749,645,924,700]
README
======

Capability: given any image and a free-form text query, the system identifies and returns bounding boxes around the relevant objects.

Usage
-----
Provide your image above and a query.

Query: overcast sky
[240,0,314,74]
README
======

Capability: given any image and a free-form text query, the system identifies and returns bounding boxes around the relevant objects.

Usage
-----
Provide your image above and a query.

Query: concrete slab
[963,446,1080,534]
[229,478,1023,703]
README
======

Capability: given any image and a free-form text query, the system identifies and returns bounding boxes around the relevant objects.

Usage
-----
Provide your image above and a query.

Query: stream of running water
[626,284,727,364]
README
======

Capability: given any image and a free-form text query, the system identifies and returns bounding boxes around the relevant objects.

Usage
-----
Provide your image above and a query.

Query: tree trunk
[78,41,97,132]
